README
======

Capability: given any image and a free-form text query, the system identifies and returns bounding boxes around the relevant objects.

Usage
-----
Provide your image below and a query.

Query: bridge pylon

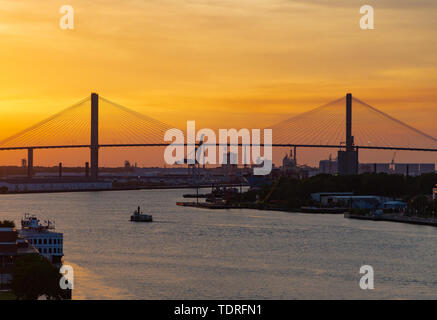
[338,93,358,175]
[27,147,33,178]
[90,93,99,180]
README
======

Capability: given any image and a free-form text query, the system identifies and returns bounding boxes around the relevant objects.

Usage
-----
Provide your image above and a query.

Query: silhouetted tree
[253,173,437,211]
[11,254,70,300]
[0,220,15,228]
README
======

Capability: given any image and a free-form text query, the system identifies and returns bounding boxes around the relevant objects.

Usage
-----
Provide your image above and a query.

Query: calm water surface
[1,189,436,299]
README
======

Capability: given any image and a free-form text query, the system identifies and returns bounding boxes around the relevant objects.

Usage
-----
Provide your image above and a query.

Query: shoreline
[175,201,437,228]
[0,183,246,195]
[344,212,437,227]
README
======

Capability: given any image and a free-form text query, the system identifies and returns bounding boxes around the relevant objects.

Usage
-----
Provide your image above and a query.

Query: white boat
[130,206,153,222]
[19,214,64,266]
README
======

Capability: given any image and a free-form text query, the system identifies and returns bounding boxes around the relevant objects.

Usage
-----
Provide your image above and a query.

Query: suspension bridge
[0,93,436,178]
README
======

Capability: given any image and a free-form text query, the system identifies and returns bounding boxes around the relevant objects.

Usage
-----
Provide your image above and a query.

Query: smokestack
[59,162,63,178]
[85,162,90,177]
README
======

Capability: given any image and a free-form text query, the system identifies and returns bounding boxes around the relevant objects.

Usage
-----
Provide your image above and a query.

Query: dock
[176,202,232,210]
[301,207,349,214]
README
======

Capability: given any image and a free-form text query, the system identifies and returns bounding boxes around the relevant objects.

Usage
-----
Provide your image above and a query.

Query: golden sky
[0,0,436,166]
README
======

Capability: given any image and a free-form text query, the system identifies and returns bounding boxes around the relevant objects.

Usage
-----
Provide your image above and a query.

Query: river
[1,189,436,299]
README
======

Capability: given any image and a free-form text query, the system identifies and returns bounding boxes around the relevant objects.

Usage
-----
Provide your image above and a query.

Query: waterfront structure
[393,163,434,176]
[19,215,63,265]
[0,226,38,288]
[297,165,319,178]
[311,192,354,205]
[311,192,407,211]
[282,150,298,176]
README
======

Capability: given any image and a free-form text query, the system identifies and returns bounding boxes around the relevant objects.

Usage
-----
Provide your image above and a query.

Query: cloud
[289,0,437,9]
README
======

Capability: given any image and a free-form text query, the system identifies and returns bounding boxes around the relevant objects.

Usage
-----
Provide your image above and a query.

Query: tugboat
[130,206,153,222]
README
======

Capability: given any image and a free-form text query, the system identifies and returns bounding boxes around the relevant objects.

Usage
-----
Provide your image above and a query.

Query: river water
[0,189,436,299]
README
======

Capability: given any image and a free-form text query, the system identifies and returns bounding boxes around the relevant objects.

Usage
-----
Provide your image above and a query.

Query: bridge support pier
[293,146,297,163]
[27,148,33,178]
[85,162,90,177]
[338,93,358,175]
[90,93,99,181]
[59,162,63,178]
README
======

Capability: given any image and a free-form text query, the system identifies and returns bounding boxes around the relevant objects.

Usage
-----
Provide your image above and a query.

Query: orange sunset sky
[0,0,436,167]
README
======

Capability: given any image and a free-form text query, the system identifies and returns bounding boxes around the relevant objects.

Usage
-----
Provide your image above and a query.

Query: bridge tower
[90,93,99,180]
[27,148,34,178]
[338,93,358,175]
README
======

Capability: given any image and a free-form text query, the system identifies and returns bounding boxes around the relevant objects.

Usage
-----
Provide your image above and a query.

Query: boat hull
[130,215,153,222]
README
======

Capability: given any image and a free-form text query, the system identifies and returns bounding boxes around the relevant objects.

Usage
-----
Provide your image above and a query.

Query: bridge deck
[0,144,436,152]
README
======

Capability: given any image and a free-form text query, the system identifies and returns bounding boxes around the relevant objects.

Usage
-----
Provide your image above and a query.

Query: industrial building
[319,158,338,175]
[359,163,435,176]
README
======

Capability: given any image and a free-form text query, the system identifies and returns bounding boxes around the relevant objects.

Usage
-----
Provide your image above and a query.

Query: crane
[183,134,205,178]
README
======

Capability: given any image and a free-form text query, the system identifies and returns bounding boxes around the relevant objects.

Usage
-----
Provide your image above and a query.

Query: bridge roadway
[0,144,436,152]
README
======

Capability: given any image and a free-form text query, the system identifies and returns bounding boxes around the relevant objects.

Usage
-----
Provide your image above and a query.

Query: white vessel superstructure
[19,214,63,265]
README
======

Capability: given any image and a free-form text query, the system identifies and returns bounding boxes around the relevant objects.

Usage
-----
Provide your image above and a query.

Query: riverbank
[175,201,323,213]
[176,201,437,229]
[344,212,437,227]
[0,183,246,195]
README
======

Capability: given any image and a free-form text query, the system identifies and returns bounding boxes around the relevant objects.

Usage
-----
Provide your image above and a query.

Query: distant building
[282,150,296,167]
[0,226,38,289]
[319,158,338,175]
[360,163,434,176]
[327,195,383,209]
[222,152,238,165]
[19,215,63,266]
[221,152,238,176]
[359,163,390,174]
[394,163,434,176]
[282,150,298,176]
[311,192,354,205]
[420,164,435,174]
